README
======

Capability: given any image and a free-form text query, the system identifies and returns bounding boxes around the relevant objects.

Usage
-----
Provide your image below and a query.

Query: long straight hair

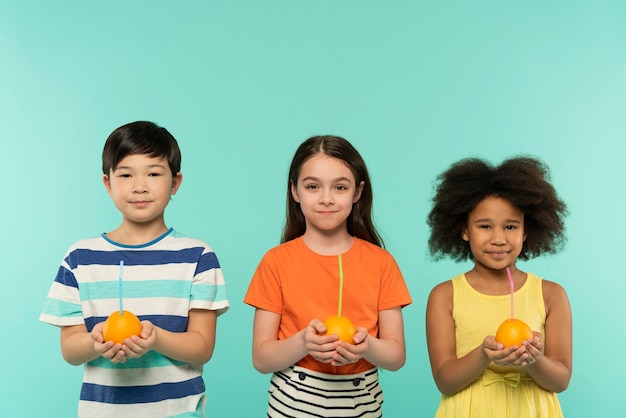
[281,135,384,247]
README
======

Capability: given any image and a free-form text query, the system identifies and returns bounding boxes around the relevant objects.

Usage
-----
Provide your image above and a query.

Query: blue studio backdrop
[1,1,624,417]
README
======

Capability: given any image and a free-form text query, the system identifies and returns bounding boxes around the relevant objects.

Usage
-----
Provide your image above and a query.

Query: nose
[132,178,148,193]
[319,188,334,205]
[490,229,506,245]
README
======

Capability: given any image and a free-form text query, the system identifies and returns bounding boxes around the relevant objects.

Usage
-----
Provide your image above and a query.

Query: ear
[290,181,300,203]
[461,227,469,242]
[352,180,365,203]
[171,172,183,195]
[103,174,112,196]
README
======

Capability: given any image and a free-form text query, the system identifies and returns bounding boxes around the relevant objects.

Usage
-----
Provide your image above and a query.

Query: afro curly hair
[427,156,568,262]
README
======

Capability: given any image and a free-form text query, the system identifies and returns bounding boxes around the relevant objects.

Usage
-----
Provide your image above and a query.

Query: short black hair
[102,121,181,175]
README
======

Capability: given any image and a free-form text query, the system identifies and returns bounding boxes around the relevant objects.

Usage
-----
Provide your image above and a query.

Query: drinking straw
[506,266,514,320]
[119,260,124,314]
[337,254,344,318]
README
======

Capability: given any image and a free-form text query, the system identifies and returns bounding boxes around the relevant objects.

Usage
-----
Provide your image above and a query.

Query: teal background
[1,1,624,416]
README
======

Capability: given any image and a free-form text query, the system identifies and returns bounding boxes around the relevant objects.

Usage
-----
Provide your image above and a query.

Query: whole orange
[323,315,356,344]
[102,310,142,344]
[495,318,533,348]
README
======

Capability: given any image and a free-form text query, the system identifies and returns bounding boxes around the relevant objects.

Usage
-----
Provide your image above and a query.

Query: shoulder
[428,279,454,303]
[540,278,568,301]
[530,273,570,313]
[166,230,216,251]
[428,273,466,302]
[528,272,567,297]
[68,235,107,250]
[263,238,301,257]
[426,280,454,318]
[532,275,572,323]
[353,238,395,259]
[252,239,301,270]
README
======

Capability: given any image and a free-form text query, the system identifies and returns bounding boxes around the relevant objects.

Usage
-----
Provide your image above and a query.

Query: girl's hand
[90,321,126,363]
[521,332,544,367]
[331,326,369,366]
[483,334,543,367]
[121,320,157,359]
[304,319,342,363]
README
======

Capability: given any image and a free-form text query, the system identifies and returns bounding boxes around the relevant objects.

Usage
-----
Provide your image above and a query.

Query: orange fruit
[495,318,533,348]
[323,315,356,344]
[102,310,142,344]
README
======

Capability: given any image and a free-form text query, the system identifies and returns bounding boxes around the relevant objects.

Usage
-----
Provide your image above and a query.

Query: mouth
[317,211,337,215]
[130,201,151,207]
[487,251,508,258]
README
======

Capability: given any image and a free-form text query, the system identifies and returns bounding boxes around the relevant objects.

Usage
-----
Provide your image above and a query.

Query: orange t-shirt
[244,237,412,374]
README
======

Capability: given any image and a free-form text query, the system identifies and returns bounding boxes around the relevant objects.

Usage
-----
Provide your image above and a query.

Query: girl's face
[291,154,364,238]
[462,196,526,271]
[103,153,182,227]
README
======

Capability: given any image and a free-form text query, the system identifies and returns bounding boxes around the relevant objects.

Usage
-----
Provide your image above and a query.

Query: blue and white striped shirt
[40,228,229,417]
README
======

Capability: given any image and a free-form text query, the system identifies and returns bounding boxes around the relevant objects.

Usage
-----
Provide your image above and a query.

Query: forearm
[525,356,571,392]
[363,335,406,371]
[434,346,491,395]
[61,330,101,366]
[253,329,308,374]
[152,327,216,366]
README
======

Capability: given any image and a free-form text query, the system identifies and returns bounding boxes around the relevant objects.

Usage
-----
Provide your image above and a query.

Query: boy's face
[103,154,182,227]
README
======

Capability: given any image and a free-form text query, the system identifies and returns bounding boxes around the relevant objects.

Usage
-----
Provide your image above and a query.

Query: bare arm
[522,281,572,392]
[426,281,493,395]
[122,309,217,366]
[61,309,217,367]
[336,307,406,371]
[61,324,108,365]
[251,309,341,374]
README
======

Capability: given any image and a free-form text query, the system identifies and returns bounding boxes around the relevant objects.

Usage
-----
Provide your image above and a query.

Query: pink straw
[506,267,514,320]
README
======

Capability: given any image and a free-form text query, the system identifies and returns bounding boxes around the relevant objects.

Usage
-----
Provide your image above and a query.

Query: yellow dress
[435,273,564,418]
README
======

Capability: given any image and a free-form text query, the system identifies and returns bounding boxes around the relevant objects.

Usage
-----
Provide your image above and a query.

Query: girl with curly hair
[425,156,572,418]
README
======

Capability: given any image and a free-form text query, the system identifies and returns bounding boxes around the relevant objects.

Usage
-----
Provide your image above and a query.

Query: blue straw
[119,260,124,314]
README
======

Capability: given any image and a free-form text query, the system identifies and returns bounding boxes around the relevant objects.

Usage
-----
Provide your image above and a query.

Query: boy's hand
[122,320,156,359]
[91,321,126,363]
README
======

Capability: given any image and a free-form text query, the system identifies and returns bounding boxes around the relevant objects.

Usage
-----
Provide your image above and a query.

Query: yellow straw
[338,254,344,318]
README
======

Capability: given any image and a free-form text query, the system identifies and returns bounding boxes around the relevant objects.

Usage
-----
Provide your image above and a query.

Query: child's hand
[483,334,542,367]
[121,320,156,359]
[90,321,126,363]
[520,332,544,367]
[330,326,369,366]
[304,319,342,363]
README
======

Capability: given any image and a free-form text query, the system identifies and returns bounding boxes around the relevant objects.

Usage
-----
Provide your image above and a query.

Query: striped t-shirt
[40,228,229,417]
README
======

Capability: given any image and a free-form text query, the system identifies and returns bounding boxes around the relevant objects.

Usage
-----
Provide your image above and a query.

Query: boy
[40,121,229,417]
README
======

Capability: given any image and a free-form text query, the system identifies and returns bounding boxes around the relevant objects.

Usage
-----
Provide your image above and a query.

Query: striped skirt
[267,366,383,417]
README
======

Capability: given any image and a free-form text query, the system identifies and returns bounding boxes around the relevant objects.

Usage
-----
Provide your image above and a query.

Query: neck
[106,220,169,246]
[302,229,354,256]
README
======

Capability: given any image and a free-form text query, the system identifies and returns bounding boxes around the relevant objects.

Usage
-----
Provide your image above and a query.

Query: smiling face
[291,154,364,239]
[103,153,182,229]
[462,196,526,271]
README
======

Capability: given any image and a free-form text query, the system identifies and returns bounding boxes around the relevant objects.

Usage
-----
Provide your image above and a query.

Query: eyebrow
[301,176,353,183]
[474,218,522,223]
[115,164,167,171]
